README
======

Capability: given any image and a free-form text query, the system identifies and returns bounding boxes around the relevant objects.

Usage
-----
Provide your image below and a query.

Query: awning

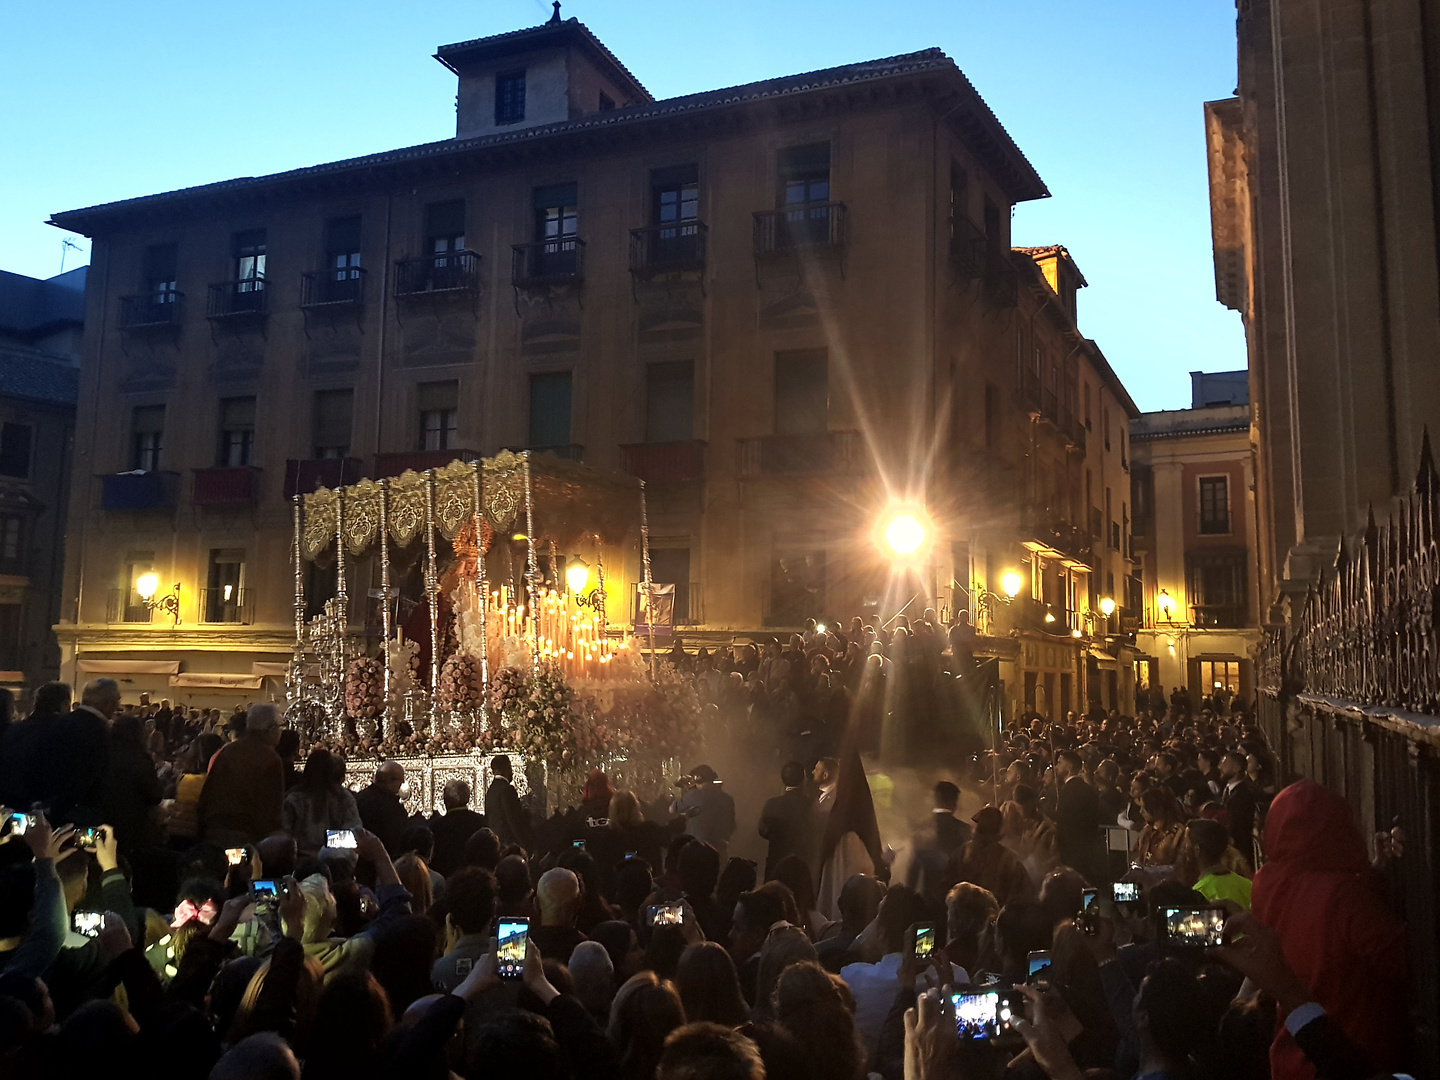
[250,662,290,677]
[1087,648,1118,667]
[169,673,263,691]
[77,660,181,676]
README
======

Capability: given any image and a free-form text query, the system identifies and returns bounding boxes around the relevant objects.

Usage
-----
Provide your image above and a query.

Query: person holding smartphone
[282,749,362,859]
[0,811,70,981]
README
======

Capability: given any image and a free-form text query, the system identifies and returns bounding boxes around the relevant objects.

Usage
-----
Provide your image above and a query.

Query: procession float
[283,450,701,816]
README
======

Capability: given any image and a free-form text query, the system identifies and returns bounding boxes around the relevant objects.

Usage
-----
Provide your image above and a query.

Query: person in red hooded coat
[1251,780,1408,1080]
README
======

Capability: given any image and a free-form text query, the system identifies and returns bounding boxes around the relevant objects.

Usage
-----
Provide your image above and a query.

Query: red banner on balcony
[193,467,260,506]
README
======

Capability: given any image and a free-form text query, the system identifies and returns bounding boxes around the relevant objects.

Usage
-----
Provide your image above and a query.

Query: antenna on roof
[59,238,81,274]
[548,1,562,24]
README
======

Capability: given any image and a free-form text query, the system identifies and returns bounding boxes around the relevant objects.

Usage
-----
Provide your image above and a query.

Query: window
[949,164,969,243]
[768,550,825,627]
[1103,406,1111,450]
[599,92,615,111]
[495,69,526,124]
[233,229,266,284]
[774,349,828,435]
[777,143,829,207]
[142,243,178,300]
[204,549,246,624]
[648,548,692,624]
[218,397,255,467]
[653,166,699,227]
[1083,382,1092,429]
[1187,551,1247,626]
[325,216,362,278]
[983,197,1002,252]
[534,184,578,244]
[1200,660,1241,695]
[0,604,20,673]
[131,406,164,471]
[0,515,22,567]
[1131,465,1152,537]
[312,389,353,459]
[418,381,458,451]
[1199,475,1231,534]
[529,372,573,448]
[1105,487,1114,549]
[426,201,466,262]
[645,361,694,443]
[0,424,31,478]
[1120,430,1128,469]
[120,554,155,623]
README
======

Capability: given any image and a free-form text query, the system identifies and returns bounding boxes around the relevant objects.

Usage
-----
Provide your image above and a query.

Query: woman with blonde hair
[393,853,434,914]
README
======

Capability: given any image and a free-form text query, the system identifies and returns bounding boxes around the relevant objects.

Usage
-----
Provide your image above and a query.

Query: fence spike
[1334,533,1350,572]
[1415,424,1438,496]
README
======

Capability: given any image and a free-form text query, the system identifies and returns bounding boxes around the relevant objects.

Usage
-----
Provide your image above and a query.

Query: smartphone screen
[951,991,1000,1040]
[1080,887,1098,911]
[252,879,279,900]
[1026,950,1052,983]
[994,990,1025,1038]
[225,847,248,867]
[1111,881,1141,904]
[572,839,587,850]
[1161,907,1226,948]
[325,830,357,850]
[79,827,100,852]
[72,911,103,939]
[8,812,30,836]
[908,923,937,962]
[496,918,529,979]
[648,903,684,927]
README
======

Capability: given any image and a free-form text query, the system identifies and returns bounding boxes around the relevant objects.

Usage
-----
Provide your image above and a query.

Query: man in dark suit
[1219,750,1258,851]
[198,702,286,846]
[758,761,814,880]
[484,754,531,850]
[429,778,486,876]
[930,781,971,856]
[0,681,71,810]
[1053,749,1102,882]
[37,677,120,825]
[354,760,409,855]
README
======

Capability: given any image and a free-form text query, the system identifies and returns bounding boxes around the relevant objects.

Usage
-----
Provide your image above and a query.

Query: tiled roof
[51,48,1046,232]
[435,17,651,101]
[0,345,80,407]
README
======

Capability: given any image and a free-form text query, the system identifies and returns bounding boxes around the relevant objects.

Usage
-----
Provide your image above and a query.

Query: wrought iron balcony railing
[207,278,267,319]
[984,251,1019,309]
[629,222,708,274]
[753,202,847,256]
[632,581,703,626]
[284,458,364,499]
[100,471,178,511]
[738,431,864,478]
[200,587,253,625]
[301,267,366,308]
[511,239,585,287]
[119,291,183,330]
[620,441,705,485]
[393,251,481,297]
[107,588,153,624]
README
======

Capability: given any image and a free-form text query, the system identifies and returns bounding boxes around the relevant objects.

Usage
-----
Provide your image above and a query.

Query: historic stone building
[50,12,1136,713]
[1206,0,1440,613]
[0,267,82,696]
[1130,370,1262,707]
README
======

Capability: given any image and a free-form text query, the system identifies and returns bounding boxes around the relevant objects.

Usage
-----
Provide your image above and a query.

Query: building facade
[50,14,1137,715]
[1206,0,1440,613]
[0,267,82,695]
[1129,370,1261,709]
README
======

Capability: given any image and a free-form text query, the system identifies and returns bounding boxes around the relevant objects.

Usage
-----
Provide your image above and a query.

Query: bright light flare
[1099,597,1116,616]
[136,572,159,600]
[1000,571,1023,599]
[883,512,927,556]
[565,556,589,596]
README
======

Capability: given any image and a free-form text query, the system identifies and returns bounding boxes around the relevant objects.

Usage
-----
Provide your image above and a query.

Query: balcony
[983,251,1019,309]
[373,449,479,479]
[949,220,986,279]
[301,267,366,308]
[284,458,364,499]
[207,278,267,320]
[502,444,585,462]
[738,431,864,478]
[393,251,481,297]
[100,471,178,511]
[1191,604,1247,629]
[1021,505,1093,563]
[753,203,847,256]
[629,222,708,275]
[200,587,253,625]
[511,239,585,288]
[106,588,152,624]
[620,441,705,485]
[118,291,183,331]
[193,466,262,507]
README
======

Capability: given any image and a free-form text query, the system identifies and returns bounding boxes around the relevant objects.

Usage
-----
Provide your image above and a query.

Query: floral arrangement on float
[344,657,383,719]
[436,652,484,715]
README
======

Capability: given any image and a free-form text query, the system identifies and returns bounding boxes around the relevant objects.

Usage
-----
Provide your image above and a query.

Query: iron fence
[1258,433,1440,1077]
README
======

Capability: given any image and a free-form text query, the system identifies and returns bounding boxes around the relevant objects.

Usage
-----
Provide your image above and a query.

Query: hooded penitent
[1251,781,1407,1080]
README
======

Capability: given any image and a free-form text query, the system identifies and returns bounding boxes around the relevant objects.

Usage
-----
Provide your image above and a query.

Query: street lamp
[1099,596,1116,617]
[136,573,181,626]
[1000,570,1023,599]
[565,556,590,596]
[882,511,927,557]
[1156,588,1175,620]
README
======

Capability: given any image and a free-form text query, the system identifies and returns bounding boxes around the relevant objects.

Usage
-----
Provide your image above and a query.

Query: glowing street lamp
[1099,596,1116,617]
[883,512,927,557]
[1000,570,1023,599]
[565,556,590,596]
[1156,589,1175,620]
[135,573,181,625]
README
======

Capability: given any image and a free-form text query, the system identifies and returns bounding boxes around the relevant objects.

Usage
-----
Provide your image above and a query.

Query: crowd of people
[0,638,1417,1079]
